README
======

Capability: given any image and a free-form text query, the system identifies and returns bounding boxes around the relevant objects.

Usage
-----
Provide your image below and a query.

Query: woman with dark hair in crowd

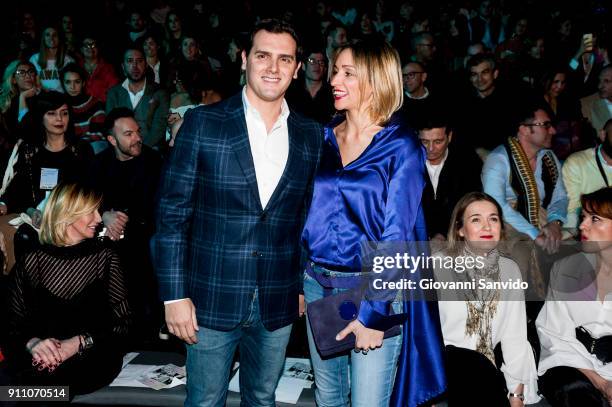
[0,91,93,217]
[163,11,184,60]
[79,35,118,103]
[142,33,167,86]
[4,182,130,396]
[166,34,213,92]
[29,26,75,93]
[537,187,612,406]
[59,63,106,152]
[434,191,540,406]
[540,68,586,160]
[302,39,445,406]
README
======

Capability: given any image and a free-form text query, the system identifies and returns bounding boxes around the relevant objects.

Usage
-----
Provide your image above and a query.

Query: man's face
[520,109,556,150]
[470,61,497,96]
[130,13,144,32]
[402,63,427,94]
[419,127,451,164]
[109,117,143,160]
[303,52,327,82]
[242,30,300,105]
[62,72,84,97]
[599,69,612,101]
[123,50,146,82]
[416,36,435,61]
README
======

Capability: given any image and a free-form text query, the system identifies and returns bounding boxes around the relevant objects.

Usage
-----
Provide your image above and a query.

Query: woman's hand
[336,320,384,353]
[508,397,524,407]
[57,336,81,362]
[28,337,62,371]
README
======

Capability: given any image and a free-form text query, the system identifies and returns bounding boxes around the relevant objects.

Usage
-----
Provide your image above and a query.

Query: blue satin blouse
[302,116,428,273]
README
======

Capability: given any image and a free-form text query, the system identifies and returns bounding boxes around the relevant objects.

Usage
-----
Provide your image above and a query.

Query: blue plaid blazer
[151,93,322,331]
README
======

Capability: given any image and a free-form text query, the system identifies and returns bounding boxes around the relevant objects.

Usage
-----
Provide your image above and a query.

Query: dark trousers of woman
[540,366,610,407]
[445,345,510,406]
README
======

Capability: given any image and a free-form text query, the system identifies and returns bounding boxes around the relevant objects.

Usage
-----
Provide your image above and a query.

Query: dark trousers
[445,345,510,406]
[539,366,610,407]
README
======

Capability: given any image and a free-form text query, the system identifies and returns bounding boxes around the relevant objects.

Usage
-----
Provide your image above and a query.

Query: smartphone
[583,33,594,52]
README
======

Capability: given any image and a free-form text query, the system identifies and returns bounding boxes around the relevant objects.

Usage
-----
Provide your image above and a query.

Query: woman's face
[62,16,73,33]
[458,200,502,254]
[182,38,198,61]
[579,209,612,253]
[530,38,544,59]
[549,73,567,97]
[67,209,102,243]
[168,14,181,32]
[514,19,528,37]
[43,104,69,137]
[330,49,371,112]
[14,64,36,92]
[360,14,373,34]
[43,28,59,49]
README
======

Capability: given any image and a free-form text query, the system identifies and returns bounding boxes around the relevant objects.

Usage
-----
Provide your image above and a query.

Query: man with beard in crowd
[106,46,169,150]
[89,107,163,344]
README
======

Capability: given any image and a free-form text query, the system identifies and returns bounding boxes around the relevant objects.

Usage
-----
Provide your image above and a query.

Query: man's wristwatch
[508,392,525,401]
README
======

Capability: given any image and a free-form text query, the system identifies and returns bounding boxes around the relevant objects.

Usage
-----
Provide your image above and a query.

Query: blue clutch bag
[306,289,402,358]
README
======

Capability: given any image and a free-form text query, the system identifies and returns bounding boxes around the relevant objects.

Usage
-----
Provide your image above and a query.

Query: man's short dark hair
[514,101,552,132]
[123,46,145,61]
[467,53,497,72]
[415,112,452,135]
[104,107,135,136]
[245,19,300,58]
[60,63,88,82]
[411,32,434,51]
[402,60,426,73]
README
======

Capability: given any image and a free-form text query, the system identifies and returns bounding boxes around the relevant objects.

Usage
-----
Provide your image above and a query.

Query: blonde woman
[301,39,445,406]
[5,182,130,396]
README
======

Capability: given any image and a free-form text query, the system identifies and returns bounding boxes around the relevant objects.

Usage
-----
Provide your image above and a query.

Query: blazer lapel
[225,95,263,211]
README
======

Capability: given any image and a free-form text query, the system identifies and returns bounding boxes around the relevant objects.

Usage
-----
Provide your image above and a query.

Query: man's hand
[0,204,7,216]
[298,294,305,317]
[537,221,562,254]
[336,320,384,352]
[165,299,199,344]
[103,210,128,240]
[431,233,446,242]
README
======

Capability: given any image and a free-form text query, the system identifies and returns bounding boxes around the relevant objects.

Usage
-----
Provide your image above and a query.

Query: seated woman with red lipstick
[537,187,612,406]
[434,192,540,406]
[4,182,131,396]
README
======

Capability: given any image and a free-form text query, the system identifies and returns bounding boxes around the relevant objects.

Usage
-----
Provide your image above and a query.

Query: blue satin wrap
[301,115,446,405]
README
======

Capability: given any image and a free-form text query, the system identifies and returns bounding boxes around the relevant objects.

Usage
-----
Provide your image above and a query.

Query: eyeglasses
[523,121,554,129]
[417,43,435,48]
[306,58,326,67]
[15,69,36,78]
[403,71,424,79]
[83,42,97,49]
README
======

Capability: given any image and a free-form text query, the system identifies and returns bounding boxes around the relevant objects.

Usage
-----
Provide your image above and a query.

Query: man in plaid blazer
[151,19,322,407]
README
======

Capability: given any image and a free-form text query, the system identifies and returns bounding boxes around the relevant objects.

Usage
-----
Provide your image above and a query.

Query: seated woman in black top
[5,182,131,395]
[0,91,93,216]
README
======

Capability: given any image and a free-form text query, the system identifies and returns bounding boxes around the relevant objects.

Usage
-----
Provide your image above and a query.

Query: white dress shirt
[242,87,289,209]
[537,253,612,380]
[425,149,448,195]
[122,78,146,109]
[435,255,540,403]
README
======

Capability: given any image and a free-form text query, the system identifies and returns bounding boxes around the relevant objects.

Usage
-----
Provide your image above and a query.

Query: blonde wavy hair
[330,40,403,125]
[0,60,35,114]
[40,183,102,246]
